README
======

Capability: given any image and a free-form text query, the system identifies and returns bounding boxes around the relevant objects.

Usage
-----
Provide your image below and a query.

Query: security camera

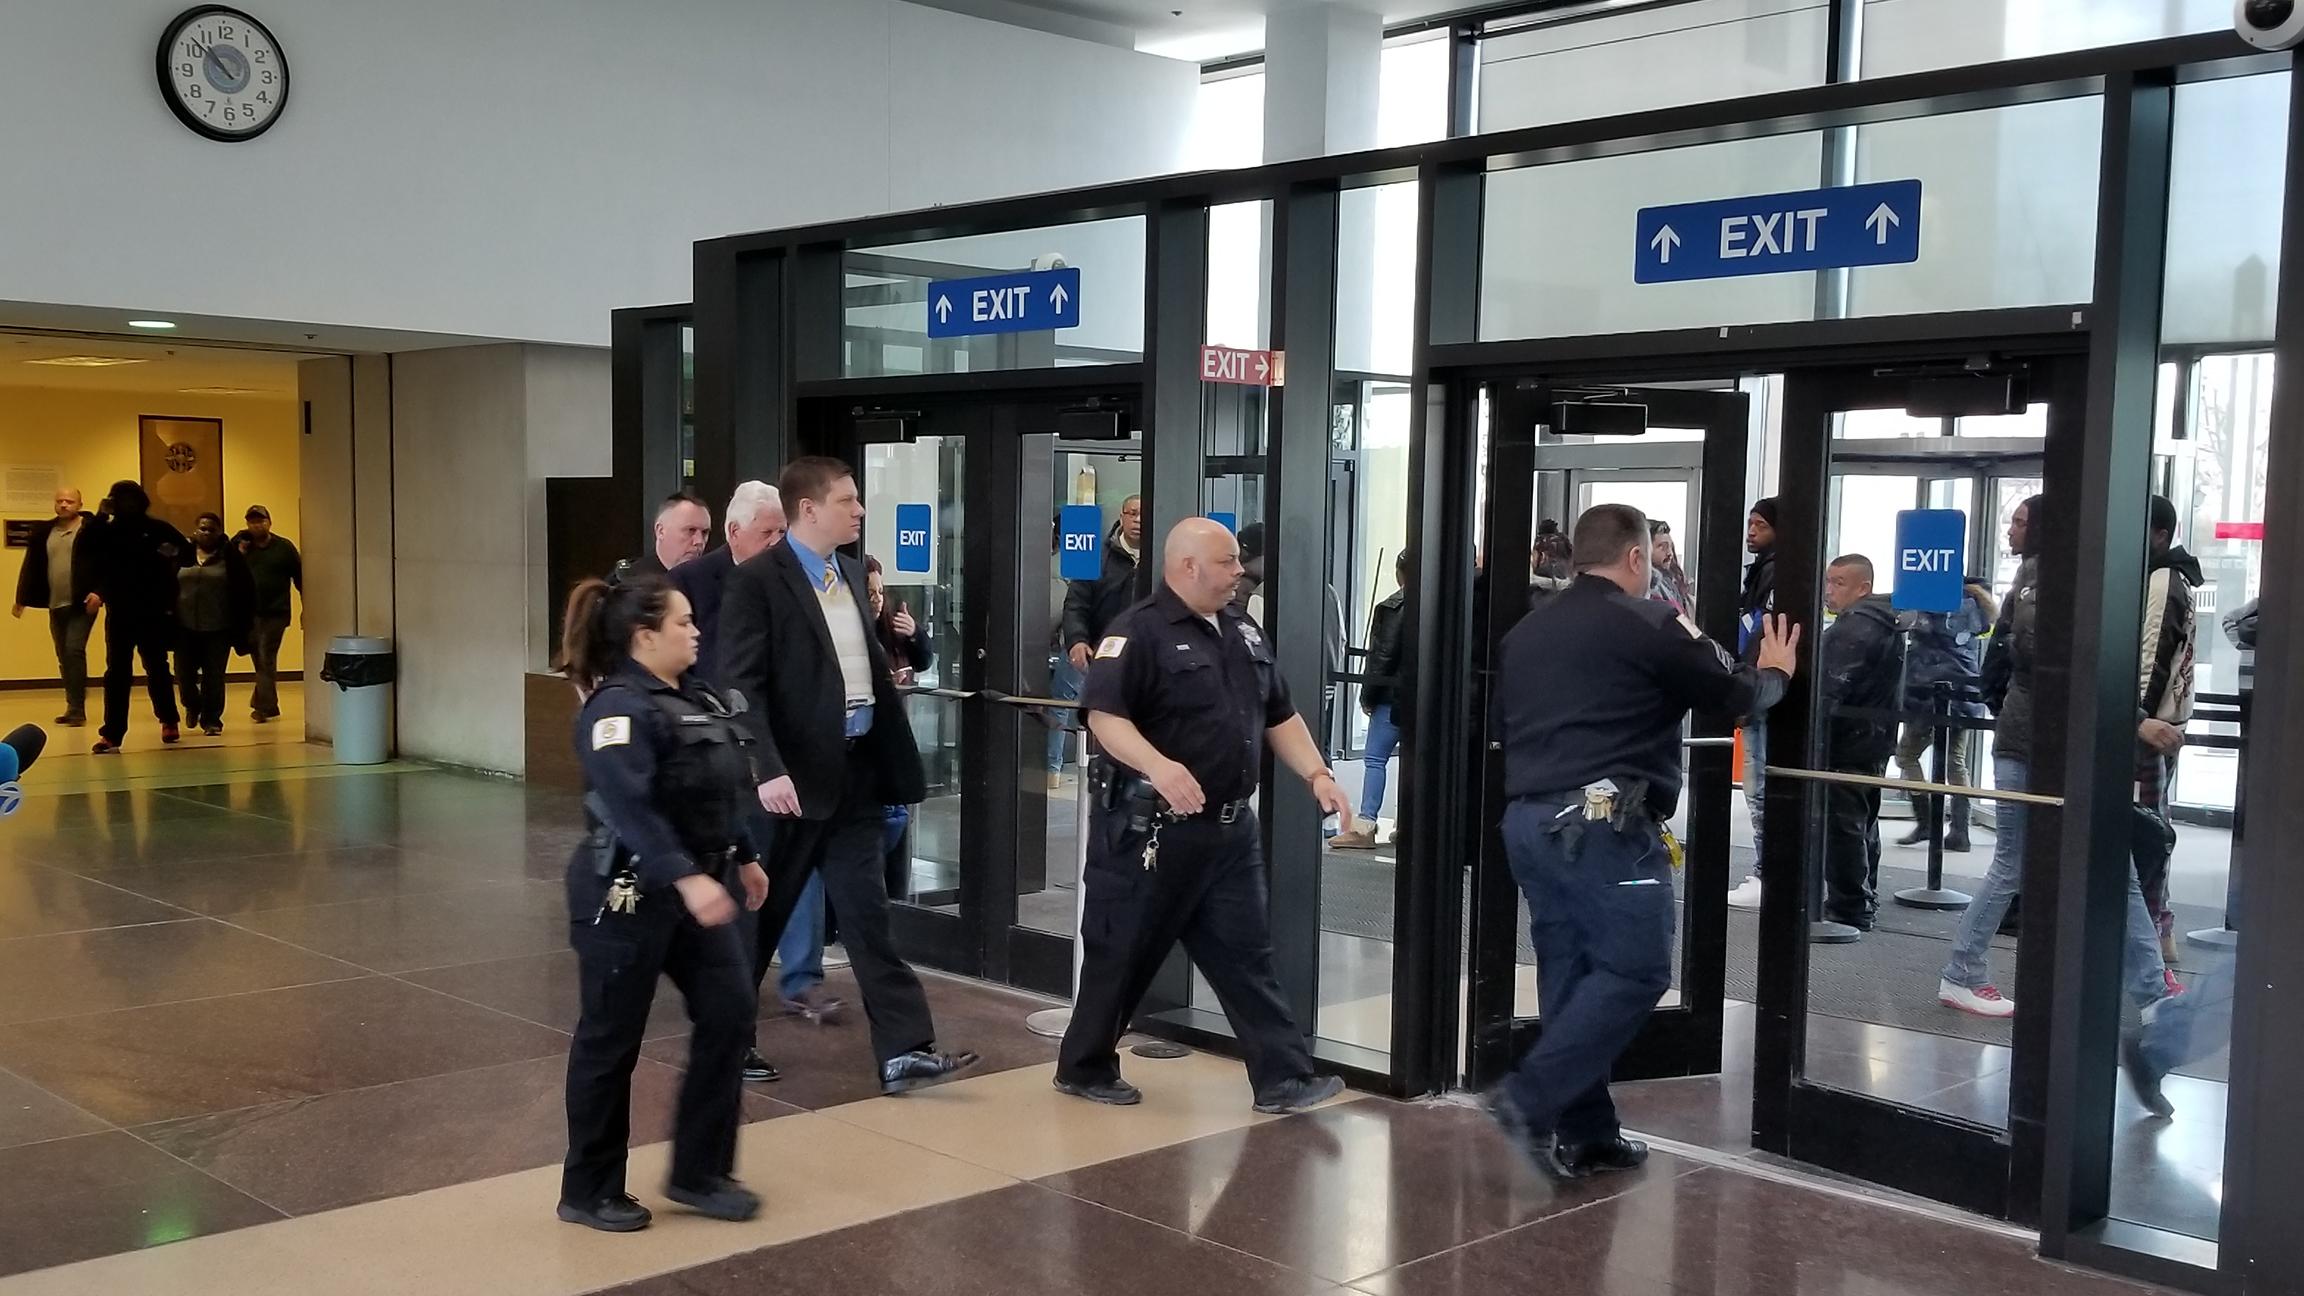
[2236,0,2304,50]
[1030,253,1069,271]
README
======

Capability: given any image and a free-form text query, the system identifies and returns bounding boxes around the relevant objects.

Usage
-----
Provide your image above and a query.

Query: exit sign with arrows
[1633,179,1922,285]
[924,267,1082,338]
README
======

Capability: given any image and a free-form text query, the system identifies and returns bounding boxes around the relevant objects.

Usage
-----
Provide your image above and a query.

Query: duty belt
[1170,798,1253,825]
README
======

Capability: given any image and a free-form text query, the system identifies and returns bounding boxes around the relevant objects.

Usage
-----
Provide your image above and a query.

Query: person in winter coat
[1818,555,1904,931]
[2131,495,2201,968]
[86,481,190,754]
[1894,578,1999,852]
[1332,549,1410,849]
[173,513,256,736]
[1061,496,1142,673]
[1727,497,1780,911]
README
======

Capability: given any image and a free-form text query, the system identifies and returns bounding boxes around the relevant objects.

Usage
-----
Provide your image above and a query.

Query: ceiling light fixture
[127,319,177,330]
[178,386,271,396]
[24,355,152,368]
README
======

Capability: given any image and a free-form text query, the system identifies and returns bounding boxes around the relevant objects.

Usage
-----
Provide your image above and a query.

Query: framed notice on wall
[139,416,224,537]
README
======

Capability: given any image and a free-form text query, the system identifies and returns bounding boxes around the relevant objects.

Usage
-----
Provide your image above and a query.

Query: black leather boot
[1945,796,1972,853]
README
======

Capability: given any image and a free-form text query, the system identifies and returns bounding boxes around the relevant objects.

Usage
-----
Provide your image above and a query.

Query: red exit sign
[1200,345,1283,387]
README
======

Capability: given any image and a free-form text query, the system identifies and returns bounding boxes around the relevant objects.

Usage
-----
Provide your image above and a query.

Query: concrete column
[1261,3,1382,163]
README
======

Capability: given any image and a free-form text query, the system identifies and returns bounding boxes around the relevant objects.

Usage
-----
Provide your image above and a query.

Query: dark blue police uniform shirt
[1078,583,1295,803]
[1496,574,1786,818]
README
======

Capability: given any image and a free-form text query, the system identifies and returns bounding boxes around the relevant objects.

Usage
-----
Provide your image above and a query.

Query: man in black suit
[672,481,784,687]
[717,456,978,1095]
[11,487,98,726]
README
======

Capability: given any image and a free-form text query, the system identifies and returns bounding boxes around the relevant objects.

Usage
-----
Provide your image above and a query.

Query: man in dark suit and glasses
[716,456,979,1095]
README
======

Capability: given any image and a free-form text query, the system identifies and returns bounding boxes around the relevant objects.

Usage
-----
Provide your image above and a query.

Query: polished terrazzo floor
[0,689,2188,1296]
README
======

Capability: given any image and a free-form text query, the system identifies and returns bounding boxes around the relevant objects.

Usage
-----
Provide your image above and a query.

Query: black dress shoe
[1053,1076,1143,1106]
[665,1176,761,1221]
[1252,1073,1345,1115]
[742,1049,781,1083]
[557,1193,652,1232]
[55,712,84,727]
[1896,824,1932,846]
[880,1048,982,1095]
[1554,1135,1650,1177]
[1945,834,1972,853]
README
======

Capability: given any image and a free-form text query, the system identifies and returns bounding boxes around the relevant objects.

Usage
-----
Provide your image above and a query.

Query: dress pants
[751,746,936,1066]
[1499,796,1675,1146]
[99,613,181,744]
[249,614,291,718]
[176,629,233,730]
[1822,765,1886,928]
[47,605,93,719]
[562,865,754,1205]
[1057,808,1316,1099]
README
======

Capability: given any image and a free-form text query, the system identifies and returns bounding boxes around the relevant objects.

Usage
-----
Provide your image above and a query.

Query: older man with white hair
[671,481,784,686]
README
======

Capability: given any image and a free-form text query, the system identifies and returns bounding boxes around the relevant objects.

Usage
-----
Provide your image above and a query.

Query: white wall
[1,0,1196,347]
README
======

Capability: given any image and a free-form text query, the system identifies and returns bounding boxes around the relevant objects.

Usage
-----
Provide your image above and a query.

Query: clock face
[156,6,289,141]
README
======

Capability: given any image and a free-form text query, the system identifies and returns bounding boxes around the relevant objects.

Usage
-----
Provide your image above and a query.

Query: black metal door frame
[1465,380,1750,1091]
[795,376,1145,999]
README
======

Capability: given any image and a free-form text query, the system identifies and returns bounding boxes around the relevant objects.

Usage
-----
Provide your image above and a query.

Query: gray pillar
[1261,3,1381,163]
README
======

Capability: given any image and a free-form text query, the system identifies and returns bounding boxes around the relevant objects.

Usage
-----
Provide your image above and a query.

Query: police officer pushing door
[1487,505,1799,1180]
[1054,518,1350,1115]
[555,574,770,1233]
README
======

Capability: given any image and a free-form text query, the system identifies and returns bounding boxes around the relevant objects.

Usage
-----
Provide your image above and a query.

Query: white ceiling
[915,0,1467,62]
[0,332,315,399]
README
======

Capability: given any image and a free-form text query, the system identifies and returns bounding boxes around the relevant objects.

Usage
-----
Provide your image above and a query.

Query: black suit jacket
[13,514,99,610]
[717,542,926,818]
[670,546,735,685]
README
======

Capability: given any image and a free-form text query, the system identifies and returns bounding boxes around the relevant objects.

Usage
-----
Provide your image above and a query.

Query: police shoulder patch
[591,716,633,750]
[1095,635,1127,660]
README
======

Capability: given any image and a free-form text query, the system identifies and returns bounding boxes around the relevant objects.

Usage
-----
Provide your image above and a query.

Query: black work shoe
[1555,1135,1650,1177]
[1053,1076,1143,1106]
[557,1194,652,1232]
[1945,834,1972,853]
[56,712,84,727]
[1252,1073,1345,1115]
[881,1048,982,1095]
[2123,1037,2175,1119]
[741,1049,781,1083]
[665,1176,761,1222]
[1896,824,1932,846]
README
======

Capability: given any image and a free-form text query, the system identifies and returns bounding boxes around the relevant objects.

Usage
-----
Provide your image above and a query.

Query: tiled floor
[0,689,2198,1295]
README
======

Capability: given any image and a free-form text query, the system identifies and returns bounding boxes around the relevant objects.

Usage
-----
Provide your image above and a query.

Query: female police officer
[556,574,771,1233]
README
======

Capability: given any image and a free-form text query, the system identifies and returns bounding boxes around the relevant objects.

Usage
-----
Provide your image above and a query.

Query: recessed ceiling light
[24,355,151,368]
[127,319,177,330]
[178,386,270,396]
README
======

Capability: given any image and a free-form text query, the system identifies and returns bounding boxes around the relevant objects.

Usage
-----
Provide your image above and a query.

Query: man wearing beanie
[1728,497,1779,910]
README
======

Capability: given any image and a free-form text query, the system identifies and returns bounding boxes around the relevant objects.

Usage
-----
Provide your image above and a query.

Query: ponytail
[556,574,677,692]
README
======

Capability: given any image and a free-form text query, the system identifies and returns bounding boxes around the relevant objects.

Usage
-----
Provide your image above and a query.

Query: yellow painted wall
[0,386,304,682]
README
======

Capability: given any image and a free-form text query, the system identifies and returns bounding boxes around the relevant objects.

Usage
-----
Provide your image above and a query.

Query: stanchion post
[1894,687,1974,910]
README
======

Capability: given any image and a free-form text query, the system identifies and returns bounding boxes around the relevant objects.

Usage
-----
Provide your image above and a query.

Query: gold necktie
[821,564,839,594]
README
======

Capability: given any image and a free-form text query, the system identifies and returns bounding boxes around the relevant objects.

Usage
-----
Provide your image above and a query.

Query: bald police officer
[1055,518,1350,1114]
[1488,503,1799,1180]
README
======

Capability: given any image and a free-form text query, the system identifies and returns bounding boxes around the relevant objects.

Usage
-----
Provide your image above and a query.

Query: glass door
[832,388,1144,996]
[1466,379,1751,1090]
[1756,354,2080,1217]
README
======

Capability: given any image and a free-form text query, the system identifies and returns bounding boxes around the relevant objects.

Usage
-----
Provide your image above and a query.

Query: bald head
[1163,517,1244,615]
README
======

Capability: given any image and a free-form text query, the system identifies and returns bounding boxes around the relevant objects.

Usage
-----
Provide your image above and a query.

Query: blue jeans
[2138,965,2232,1077]
[1941,754,2167,1008]
[1048,654,1082,772]
[1357,703,1399,823]
[1741,722,1766,875]
[1501,796,1676,1145]
[774,872,826,1002]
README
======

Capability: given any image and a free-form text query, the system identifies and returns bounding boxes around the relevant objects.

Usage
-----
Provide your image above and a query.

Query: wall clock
[157,6,289,142]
